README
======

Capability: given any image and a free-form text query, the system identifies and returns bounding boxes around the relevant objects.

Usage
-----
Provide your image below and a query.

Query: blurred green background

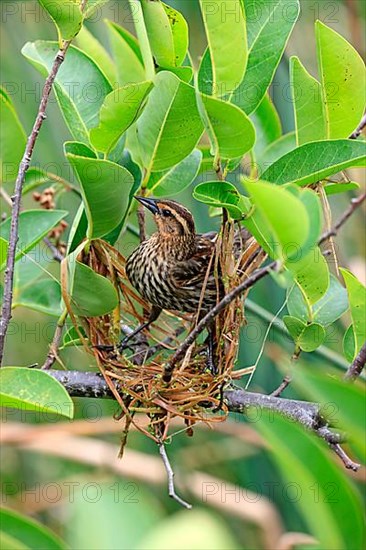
[1,1,365,549]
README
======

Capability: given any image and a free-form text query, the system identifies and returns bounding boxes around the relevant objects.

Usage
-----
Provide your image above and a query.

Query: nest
[62,225,266,454]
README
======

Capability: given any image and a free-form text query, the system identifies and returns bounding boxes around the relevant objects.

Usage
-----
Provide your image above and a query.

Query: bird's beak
[134,196,160,215]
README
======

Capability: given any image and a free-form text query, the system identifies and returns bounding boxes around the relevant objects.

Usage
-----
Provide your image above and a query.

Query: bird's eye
[162,209,172,217]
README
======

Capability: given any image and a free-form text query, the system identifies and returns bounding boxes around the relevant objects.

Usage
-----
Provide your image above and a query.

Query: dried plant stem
[0,39,72,365]
[42,308,68,370]
[159,443,192,509]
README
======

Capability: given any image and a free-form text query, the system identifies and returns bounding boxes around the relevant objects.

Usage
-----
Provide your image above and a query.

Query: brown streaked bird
[112,197,252,373]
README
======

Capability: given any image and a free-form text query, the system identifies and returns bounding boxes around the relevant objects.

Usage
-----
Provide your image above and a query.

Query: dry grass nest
[62,224,266,453]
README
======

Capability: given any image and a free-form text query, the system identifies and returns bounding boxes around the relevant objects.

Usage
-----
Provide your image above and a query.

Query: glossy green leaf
[294,366,366,461]
[0,367,74,419]
[136,71,203,172]
[70,261,118,317]
[257,132,296,169]
[193,181,244,219]
[244,180,309,261]
[148,149,202,196]
[298,323,326,352]
[343,324,355,362]
[0,87,27,183]
[316,21,366,139]
[261,139,366,186]
[13,279,62,316]
[90,81,153,154]
[231,0,300,113]
[287,249,329,306]
[197,47,213,96]
[324,181,360,196]
[251,94,282,157]
[106,21,145,86]
[22,41,112,145]
[0,508,66,550]
[14,251,52,289]
[162,2,189,67]
[75,25,116,85]
[39,0,82,41]
[290,56,326,145]
[255,411,364,550]
[283,315,306,341]
[199,0,247,96]
[0,210,67,271]
[287,273,348,325]
[141,0,175,68]
[65,146,134,239]
[340,269,366,355]
[198,93,255,160]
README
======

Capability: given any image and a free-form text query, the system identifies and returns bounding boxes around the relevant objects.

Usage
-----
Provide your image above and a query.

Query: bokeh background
[1,1,365,548]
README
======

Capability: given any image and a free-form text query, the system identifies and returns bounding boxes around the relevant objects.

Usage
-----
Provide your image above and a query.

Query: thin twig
[270,347,301,397]
[158,443,192,509]
[344,340,366,381]
[163,261,278,383]
[43,237,65,263]
[0,40,73,365]
[319,192,366,245]
[349,113,366,140]
[329,442,360,471]
[41,312,67,370]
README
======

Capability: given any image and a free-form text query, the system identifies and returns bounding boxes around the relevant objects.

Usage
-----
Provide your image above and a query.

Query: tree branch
[344,340,366,382]
[0,41,73,365]
[319,192,366,245]
[46,369,360,471]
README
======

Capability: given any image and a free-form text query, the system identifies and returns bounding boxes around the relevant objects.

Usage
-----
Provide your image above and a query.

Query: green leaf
[231,0,300,114]
[283,315,306,340]
[197,47,213,96]
[316,21,366,139]
[22,41,112,145]
[136,71,203,172]
[343,324,355,362]
[75,25,116,85]
[106,21,146,86]
[298,323,326,352]
[199,0,247,96]
[294,366,366,461]
[324,181,360,196]
[340,269,366,355]
[255,411,365,550]
[193,181,244,220]
[250,94,282,158]
[39,0,83,41]
[65,146,134,239]
[261,139,366,186]
[0,210,67,271]
[290,56,326,145]
[287,273,348,325]
[90,81,153,154]
[0,367,74,419]
[258,132,296,168]
[287,249,329,306]
[0,237,8,267]
[198,93,255,160]
[0,87,27,183]
[70,261,118,317]
[0,508,67,550]
[83,0,110,19]
[148,149,202,197]
[162,2,189,67]
[141,0,175,68]
[244,180,309,261]
[14,280,62,316]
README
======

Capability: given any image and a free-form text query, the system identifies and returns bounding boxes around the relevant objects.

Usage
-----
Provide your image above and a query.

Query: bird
[113,196,253,373]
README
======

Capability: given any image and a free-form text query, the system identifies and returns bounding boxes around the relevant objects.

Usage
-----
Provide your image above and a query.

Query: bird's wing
[171,237,217,290]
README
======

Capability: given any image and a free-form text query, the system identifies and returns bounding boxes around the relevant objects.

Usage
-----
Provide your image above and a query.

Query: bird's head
[135,197,196,240]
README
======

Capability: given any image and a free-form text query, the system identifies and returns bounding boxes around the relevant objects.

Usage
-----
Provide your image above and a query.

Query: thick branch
[0,41,72,365]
